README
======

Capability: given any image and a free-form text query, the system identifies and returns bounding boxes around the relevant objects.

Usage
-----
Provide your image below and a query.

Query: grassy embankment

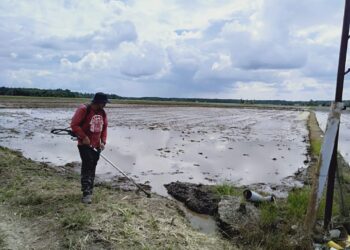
[306,110,350,222]
[213,182,312,249]
[210,111,330,249]
[0,146,235,249]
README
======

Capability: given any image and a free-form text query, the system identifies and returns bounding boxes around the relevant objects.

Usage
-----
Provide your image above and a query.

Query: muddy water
[179,203,218,234]
[0,107,309,197]
[315,111,350,163]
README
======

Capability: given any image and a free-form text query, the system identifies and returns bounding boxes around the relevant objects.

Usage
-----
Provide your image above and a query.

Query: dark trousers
[78,145,100,196]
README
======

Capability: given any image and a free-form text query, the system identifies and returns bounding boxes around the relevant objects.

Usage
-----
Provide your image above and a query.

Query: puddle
[180,203,218,235]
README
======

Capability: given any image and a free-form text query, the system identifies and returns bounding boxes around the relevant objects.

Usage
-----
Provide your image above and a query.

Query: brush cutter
[93,148,151,198]
[51,128,151,198]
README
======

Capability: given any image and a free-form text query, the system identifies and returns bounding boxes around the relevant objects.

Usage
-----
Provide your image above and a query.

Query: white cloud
[0,0,347,100]
[295,25,341,46]
[118,42,168,77]
[35,21,137,52]
[211,54,232,71]
[4,69,52,85]
[61,52,112,70]
[231,81,279,100]
[167,45,203,71]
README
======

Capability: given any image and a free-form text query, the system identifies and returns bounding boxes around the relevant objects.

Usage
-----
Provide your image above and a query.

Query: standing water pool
[0,106,310,196]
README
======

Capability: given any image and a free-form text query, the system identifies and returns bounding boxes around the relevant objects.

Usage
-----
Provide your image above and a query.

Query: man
[71,92,109,204]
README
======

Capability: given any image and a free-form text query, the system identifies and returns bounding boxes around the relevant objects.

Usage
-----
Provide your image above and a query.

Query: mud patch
[164,182,220,215]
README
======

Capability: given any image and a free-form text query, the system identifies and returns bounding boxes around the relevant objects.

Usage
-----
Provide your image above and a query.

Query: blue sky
[0,0,349,100]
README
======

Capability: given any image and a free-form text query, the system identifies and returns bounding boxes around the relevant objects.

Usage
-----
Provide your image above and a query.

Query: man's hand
[100,142,105,151]
[82,136,90,145]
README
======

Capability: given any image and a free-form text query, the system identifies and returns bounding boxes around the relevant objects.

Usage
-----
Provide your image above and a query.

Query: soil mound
[217,196,260,236]
[164,181,220,215]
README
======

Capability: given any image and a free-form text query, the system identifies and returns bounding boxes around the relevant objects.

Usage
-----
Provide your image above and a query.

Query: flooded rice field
[0,106,309,196]
[315,110,350,163]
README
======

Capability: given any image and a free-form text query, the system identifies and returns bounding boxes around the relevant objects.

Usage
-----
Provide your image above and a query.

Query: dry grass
[0,231,6,249]
[0,146,236,249]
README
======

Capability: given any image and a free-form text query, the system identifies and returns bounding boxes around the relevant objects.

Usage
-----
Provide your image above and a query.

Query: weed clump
[61,208,92,230]
[214,183,241,196]
[15,192,45,206]
[260,202,278,227]
[287,188,310,219]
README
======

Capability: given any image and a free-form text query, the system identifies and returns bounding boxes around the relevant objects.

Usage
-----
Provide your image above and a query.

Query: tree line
[0,87,121,99]
[0,86,347,107]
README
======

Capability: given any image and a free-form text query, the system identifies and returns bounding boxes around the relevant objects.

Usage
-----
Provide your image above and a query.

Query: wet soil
[164,182,220,215]
[163,165,310,219]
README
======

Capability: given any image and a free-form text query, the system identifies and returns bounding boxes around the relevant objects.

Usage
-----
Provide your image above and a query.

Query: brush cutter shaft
[99,153,137,184]
[99,152,151,198]
[51,128,75,136]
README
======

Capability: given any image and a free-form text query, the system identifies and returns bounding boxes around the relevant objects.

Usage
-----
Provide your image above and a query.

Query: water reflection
[315,111,350,163]
[0,107,309,196]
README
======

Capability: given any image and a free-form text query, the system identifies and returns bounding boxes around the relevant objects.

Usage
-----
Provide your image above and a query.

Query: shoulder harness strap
[79,104,91,127]
[79,104,106,127]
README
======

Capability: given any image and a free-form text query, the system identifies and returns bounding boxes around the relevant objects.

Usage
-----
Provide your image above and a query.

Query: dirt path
[308,111,324,153]
[305,111,324,178]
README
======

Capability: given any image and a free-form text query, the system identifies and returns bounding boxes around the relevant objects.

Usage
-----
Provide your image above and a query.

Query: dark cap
[91,92,110,104]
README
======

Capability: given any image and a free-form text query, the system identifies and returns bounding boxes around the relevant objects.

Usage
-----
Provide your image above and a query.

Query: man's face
[98,103,106,110]
[92,102,106,110]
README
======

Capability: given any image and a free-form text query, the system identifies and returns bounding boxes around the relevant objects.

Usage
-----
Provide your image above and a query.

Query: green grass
[214,183,241,196]
[286,188,310,219]
[307,111,323,157]
[310,139,322,156]
[15,192,45,206]
[61,207,92,230]
[260,203,278,226]
[0,188,17,201]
